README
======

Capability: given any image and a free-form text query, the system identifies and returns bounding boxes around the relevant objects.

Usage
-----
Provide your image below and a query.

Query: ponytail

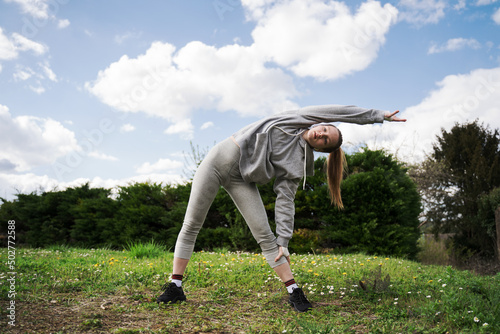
[326,147,348,209]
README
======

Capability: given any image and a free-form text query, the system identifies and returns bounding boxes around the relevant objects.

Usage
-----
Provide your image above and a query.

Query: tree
[417,120,500,256]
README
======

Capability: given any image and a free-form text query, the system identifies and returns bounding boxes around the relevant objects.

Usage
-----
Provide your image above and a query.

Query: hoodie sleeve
[294,105,386,124]
[273,177,301,248]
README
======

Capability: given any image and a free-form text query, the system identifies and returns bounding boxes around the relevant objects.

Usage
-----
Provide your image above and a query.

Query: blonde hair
[326,147,348,209]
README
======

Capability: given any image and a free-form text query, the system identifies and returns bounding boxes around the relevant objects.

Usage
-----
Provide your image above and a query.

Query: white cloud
[0,28,18,60]
[29,84,45,94]
[120,123,135,133]
[0,28,47,64]
[164,119,195,140]
[40,61,57,81]
[201,121,214,130]
[86,41,298,124]
[87,1,400,133]
[88,151,118,161]
[11,33,48,55]
[476,0,498,5]
[428,38,481,54]
[343,67,500,163]
[493,8,500,24]
[114,31,142,45]
[13,66,35,81]
[136,158,183,174]
[247,0,398,81]
[5,0,51,19]
[397,0,447,25]
[0,104,80,171]
[58,19,70,29]
[454,0,466,10]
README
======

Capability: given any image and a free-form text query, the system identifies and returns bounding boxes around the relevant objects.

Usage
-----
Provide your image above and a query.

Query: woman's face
[303,125,340,151]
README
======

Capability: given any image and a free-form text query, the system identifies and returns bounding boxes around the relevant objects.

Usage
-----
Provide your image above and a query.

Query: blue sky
[0,0,499,200]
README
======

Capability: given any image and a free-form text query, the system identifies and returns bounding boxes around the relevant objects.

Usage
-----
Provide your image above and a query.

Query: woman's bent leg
[224,180,288,269]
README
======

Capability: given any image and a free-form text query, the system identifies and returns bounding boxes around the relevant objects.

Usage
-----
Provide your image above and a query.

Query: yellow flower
[360,263,364,266]
[308,269,313,273]
[334,257,337,260]
[342,272,347,275]
[311,261,316,264]
[428,280,433,283]
[314,273,319,276]
[374,256,378,259]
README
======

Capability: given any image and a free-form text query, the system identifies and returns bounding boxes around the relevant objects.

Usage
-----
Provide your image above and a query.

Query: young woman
[157,105,406,312]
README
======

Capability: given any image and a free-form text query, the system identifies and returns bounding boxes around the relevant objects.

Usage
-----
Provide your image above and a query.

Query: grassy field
[1,244,499,333]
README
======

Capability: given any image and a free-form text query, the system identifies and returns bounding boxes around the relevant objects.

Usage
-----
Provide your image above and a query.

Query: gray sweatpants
[174,137,287,268]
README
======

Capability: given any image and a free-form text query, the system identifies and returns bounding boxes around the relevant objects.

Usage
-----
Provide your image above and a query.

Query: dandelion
[428,280,433,283]
[314,273,319,276]
[308,269,313,273]
[342,272,347,276]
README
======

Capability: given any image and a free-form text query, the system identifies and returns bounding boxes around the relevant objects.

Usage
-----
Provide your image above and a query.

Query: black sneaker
[157,282,186,304]
[288,288,312,312]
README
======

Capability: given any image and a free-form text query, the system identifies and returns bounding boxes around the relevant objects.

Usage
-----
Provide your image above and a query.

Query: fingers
[385,110,406,122]
[274,248,283,262]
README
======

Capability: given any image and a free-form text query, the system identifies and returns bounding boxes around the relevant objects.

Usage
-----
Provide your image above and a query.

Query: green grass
[1,246,499,333]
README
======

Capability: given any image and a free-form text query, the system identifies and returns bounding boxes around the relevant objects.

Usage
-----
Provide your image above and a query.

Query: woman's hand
[384,110,406,122]
[274,246,291,264]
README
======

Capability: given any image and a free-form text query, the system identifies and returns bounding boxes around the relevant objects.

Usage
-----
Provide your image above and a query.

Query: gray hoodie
[232,105,386,247]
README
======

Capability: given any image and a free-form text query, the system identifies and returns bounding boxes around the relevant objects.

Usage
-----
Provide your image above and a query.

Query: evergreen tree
[430,121,500,255]
[414,120,500,256]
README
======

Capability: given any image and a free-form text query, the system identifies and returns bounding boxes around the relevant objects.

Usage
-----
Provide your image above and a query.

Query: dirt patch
[2,294,168,334]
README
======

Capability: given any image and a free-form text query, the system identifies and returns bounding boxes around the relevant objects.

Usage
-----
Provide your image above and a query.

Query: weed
[126,240,166,259]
